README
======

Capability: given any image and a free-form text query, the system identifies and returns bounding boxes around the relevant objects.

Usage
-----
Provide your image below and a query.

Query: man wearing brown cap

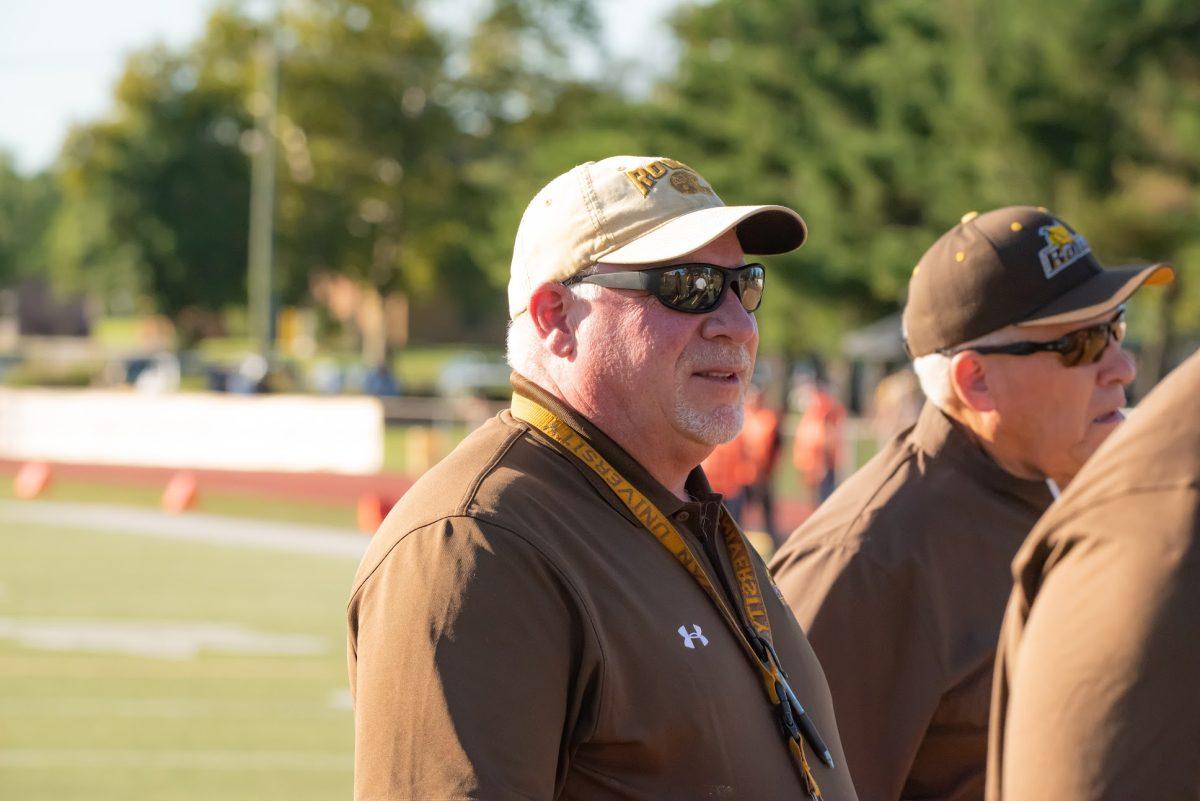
[769,206,1172,801]
[347,156,858,800]
[987,346,1200,801]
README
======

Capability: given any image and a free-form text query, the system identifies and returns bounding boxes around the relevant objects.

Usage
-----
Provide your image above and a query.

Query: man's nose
[700,287,757,345]
[1098,338,1137,388]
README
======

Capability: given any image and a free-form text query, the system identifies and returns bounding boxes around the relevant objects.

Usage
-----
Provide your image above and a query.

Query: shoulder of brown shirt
[350,412,590,600]
[771,427,1030,578]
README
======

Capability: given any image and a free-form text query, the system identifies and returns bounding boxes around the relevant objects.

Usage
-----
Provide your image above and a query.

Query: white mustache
[681,347,753,375]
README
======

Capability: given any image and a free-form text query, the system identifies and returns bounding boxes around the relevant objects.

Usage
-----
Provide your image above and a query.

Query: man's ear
[950,351,997,412]
[529,282,578,359]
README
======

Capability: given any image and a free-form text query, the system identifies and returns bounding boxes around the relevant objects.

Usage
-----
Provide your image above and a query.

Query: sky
[0,0,684,175]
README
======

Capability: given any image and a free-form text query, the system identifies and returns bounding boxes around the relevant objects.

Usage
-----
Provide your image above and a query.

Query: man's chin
[674,404,744,447]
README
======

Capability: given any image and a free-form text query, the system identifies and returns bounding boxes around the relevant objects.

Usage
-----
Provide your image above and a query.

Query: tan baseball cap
[507,155,808,317]
[903,206,1174,357]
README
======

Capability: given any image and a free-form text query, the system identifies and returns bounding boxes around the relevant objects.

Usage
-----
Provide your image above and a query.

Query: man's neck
[534,373,699,499]
[590,415,696,500]
[946,406,1045,483]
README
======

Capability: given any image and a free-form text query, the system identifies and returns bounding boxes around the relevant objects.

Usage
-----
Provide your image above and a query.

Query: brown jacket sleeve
[348,516,602,801]
[994,495,1200,800]
[773,545,947,801]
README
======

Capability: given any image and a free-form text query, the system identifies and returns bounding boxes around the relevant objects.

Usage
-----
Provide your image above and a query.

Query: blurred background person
[361,362,401,397]
[870,367,923,447]
[791,371,846,507]
[740,384,784,544]
[700,427,753,525]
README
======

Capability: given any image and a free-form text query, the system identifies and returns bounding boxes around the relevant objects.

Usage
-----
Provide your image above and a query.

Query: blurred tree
[452,0,601,121]
[50,8,256,339]
[0,154,59,285]
[452,0,661,294]
[649,0,1200,367]
[991,0,1200,381]
[37,0,1200,369]
[47,0,612,355]
[652,0,1045,354]
[274,0,489,362]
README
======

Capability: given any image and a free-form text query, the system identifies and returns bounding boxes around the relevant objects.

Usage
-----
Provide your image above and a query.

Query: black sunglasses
[564,263,766,314]
[947,309,1126,367]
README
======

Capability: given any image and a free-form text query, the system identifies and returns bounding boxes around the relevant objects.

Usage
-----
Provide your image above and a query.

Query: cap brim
[600,205,807,266]
[1017,263,1175,327]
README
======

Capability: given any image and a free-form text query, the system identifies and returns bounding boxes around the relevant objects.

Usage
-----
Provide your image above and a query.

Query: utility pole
[247,6,281,361]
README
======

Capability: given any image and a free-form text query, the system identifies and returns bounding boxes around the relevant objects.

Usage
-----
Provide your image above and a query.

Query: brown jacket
[986,350,1200,801]
[348,375,858,800]
[771,403,1053,801]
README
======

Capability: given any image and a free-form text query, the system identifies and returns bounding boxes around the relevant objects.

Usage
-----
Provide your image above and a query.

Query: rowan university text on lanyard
[511,393,833,800]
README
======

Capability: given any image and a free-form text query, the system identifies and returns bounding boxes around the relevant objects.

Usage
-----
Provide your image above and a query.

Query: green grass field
[0,503,359,800]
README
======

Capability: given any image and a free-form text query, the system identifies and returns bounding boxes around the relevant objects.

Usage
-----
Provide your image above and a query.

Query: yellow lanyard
[511,393,829,799]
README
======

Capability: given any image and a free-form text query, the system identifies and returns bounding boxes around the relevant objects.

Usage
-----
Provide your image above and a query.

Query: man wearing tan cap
[987,347,1200,801]
[347,156,858,800]
[769,206,1172,801]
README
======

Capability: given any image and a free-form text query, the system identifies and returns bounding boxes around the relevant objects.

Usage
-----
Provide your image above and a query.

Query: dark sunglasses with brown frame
[564,262,766,314]
[945,308,1127,367]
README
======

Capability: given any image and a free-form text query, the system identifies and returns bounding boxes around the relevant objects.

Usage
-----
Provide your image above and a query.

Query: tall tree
[48,9,257,338]
[274,0,487,358]
[648,0,1044,353]
[0,154,58,285]
[452,0,644,291]
[991,0,1200,379]
[645,0,1200,362]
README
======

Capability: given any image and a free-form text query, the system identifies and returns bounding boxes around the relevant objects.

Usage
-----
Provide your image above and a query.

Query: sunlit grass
[0,514,357,801]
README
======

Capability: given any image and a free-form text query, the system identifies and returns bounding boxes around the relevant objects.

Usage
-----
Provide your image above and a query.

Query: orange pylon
[13,462,52,499]
[162,472,199,514]
[356,494,392,534]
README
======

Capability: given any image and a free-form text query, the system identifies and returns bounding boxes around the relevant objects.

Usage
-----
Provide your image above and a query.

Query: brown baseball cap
[902,206,1174,357]
[507,155,808,317]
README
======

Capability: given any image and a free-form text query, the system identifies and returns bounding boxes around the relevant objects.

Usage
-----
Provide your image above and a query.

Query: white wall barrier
[0,389,384,474]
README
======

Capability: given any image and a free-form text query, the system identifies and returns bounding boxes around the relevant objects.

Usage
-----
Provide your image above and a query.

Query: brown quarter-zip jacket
[348,374,858,800]
[770,403,1053,801]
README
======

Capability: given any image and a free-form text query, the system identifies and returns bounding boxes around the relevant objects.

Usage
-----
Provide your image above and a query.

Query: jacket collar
[510,373,702,519]
[911,402,1055,512]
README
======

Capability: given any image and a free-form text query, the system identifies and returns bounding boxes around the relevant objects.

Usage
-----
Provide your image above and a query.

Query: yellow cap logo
[1042,224,1074,247]
[624,158,714,198]
[1037,221,1091,279]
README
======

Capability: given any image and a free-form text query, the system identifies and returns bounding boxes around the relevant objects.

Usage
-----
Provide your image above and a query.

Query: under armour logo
[678,624,709,649]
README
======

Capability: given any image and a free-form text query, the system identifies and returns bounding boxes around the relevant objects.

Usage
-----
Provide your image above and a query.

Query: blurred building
[14,277,91,337]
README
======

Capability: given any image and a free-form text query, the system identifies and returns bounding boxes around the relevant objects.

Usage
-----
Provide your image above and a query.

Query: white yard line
[0,749,352,771]
[0,617,327,660]
[0,500,368,559]
[0,696,350,718]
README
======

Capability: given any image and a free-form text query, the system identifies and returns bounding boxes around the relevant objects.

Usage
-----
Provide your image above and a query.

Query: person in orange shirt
[741,385,784,543]
[792,378,845,505]
[701,430,754,524]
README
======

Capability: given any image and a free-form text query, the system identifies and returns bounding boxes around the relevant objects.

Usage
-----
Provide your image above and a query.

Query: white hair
[505,266,602,377]
[912,326,1024,410]
[505,313,540,376]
